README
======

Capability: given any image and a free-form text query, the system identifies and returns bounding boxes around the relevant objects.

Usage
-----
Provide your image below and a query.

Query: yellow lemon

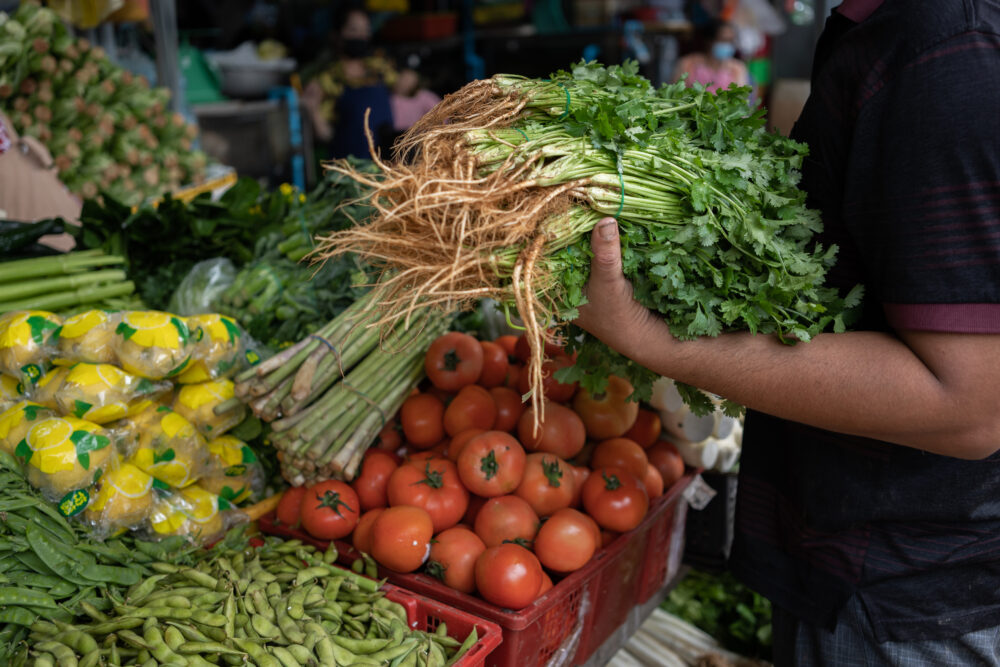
[151,484,225,541]
[19,416,112,497]
[0,311,62,380]
[85,459,154,531]
[177,315,243,384]
[172,379,245,437]
[0,374,22,410]
[0,401,56,455]
[200,435,259,504]
[29,367,69,408]
[57,310,117,365]
[54,363,167,425]
[130,446,195,488]
[115,311,192,380]
[126,406,211,486]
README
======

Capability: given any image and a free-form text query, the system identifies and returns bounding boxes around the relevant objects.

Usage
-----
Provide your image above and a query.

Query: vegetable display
[0,3,207,205]
[316,61,863,418]
[0,250,135,317]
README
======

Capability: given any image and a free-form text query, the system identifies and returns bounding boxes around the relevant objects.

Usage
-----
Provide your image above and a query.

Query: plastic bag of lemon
[199,434,263,505]
[0,373,23,411]
[12,414,115,502]
[0,310,62,385]
[172,378,246,438]
[149,483,242,543]
[55,309,120,365]
[176,314,247,384]
[29,363,172,425]
[122,404,214,489]
[82,455,162,537]
[113,311,194,380]
[0,401,57,455]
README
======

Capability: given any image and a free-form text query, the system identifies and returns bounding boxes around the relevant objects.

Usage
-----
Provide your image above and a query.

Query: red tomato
[475,544,544,610]
[601,530,620,548]
[457,431,526,497]
[474,495,539,548]
[463,493,488,525]
[515,453,575,517]
[407,450,446,464]
[538,572,554,596]
[375,419,403,451]
[582,467,649,533]
[425,385,456,407]
[494,335,518,357]
[518,401,586,459]
[426,526,487,594]
[425,332,483,391]
[371,506,434,573]
[443,385,496,437]
[446,428,486,463]
[647,440,686,489]
[518,356,577,403]
[276,486,306,528]
[387,459,469,533]
[489,387,524,433]
[504,363,523,390]
[644,464,664,500]
[590,438,649,482]
[478,341,509,388]
[353,507,385,554]
[624,409,662,449]
[300,481,361,540]
[513,333,564,363]
[582,512,602,547]
[572,377,639,440]
[533,508,598,573]
[351,450,399,512]
[570,466,590,508]
[400,393,445,450]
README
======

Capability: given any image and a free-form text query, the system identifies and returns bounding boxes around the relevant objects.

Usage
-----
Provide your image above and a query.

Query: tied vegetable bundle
[318,61,862,417]
[235,290,448,485]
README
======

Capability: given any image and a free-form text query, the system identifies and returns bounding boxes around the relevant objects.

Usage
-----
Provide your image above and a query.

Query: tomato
[443,385,496,437]
[489,387,524,433]
[426,526,487,594]
[647,440,686,489]
[643,464,664,500]
[513,333,564,363]
[570,466,590,508]
[371,506,434,573]
[624,409,662,449]
[582,467,649,533]
[425,332,483,391]
[474,495,539,548]
[518,356,577,403]
[515,453,575,517]
[494,335,518,357]
[446,428,486,463]
[504,363,523,390]
[463,493,488,525]
[457,431,526,497]
[533,508,598,573]
[400,393,445,450]
[538,572,554,596]
[300,480,361,541]
[353,507,385,554]
[518,401,586,459]
[590,438,649,482]
[276,486,306,528]
[475,544,544,610]
[375,419,403,451]
[572,376,639,440]
[407,450,446,464]
[426,385,456,407]
[351,449,399,512]
[601,530,620,548]
[583,513,602,547]
[387,459,469,533]
[478,341,509,388]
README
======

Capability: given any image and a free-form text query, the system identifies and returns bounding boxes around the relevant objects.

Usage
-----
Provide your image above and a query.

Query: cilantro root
[315,61,862,417]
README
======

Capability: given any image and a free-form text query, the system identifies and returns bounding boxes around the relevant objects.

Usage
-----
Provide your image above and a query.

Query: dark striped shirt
[731,0,1000,643]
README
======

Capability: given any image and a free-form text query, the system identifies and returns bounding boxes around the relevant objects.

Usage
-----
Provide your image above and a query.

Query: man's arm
[575,218,1000,460]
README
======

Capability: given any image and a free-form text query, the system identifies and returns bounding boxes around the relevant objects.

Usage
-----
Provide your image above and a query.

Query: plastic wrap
[83,455,158,537]
[55,309,120,365]
[148,483,242,543]
[167,259,237,317]
[0,401,58,456]
[30,363,172,424]
[15,415,114,502]
[200,435,263,504]
[113,311,194,380]
[0,374,24,411]
[0,310,63,384]
[176,314,246,384]
[124,405,212,488]
[171,378,246,438]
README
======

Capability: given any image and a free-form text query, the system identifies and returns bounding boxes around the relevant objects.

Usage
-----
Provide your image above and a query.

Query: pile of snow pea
[20,535,478,667]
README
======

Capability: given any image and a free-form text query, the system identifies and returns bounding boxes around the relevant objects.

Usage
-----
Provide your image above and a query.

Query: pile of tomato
[274,331,686,611]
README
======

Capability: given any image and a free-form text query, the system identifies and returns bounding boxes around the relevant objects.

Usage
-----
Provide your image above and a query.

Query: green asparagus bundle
[234,290,447,484]
[0,249,135,313]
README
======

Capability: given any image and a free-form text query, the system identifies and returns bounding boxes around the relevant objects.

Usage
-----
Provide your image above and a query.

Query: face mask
[342,38,369,59]
[712,42,736,60]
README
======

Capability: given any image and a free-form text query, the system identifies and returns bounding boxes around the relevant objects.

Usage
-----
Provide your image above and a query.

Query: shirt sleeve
[847,31,1000,333]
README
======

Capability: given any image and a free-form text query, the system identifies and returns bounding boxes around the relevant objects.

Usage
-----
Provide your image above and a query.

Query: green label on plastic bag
[58,488,90,517]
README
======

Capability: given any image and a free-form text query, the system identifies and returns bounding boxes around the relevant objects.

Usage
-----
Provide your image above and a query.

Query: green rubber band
[616,164,625,218]
[556,83,571,120]
[341,382,387,428]
[514,128,529,142]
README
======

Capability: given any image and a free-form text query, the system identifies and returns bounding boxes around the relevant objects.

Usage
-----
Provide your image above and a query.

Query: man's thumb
[590,218,623,275]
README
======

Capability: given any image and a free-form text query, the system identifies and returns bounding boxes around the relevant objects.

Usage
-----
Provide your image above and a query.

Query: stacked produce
[0,250,135,321]
[21,532,480,666]
[0,308,265,545]
[236,290,450,484]
[268,329,688,610]
[0,3,208,205]
[317,61,862,419]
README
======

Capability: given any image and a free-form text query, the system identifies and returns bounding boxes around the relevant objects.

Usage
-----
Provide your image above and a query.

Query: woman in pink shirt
[672,21,750,93]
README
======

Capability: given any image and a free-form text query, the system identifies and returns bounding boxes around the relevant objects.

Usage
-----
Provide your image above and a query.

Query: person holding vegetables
[576,0,1000,664]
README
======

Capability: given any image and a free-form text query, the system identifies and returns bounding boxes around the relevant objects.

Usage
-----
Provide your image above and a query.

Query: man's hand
[574,218,664,356]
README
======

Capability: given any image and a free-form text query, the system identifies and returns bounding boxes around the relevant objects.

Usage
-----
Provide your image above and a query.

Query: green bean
[250,613,281,640]
[80,562,141,586]
[0,605,38,626]
[269,645,300,667]
[83,617,145,635]
[118,605,193,620]
[166,622,211,644]
[294,566,328,588]
[117,629,151,650]
[78,649,101,667]
[156,595,193,609]
[223,591,236,639]
[126,574,169,605]
[142,587,209,604]
[199,626,228,642]
[352,559,365,574]
[276,604,306,644]
[190,591,227,608]
[333,635,391,655]
[180,568,219,590]
[54,629,99,654]
[0,586,57,608]
[265,582,282,599]
[31,620,59,637]
[164,626,186,651]
[370,638,420,663]
[151,562,181,574]
[78,601,109,623]
[234,638,281,667]
[32,652,56,667]
[315,636,336,664]
[144,626,187,665]
[33,641,77,667]
[178,641,246,657]
[348,602,372,616]
[287,643,314,664]
[444,629,477,667]
[428,639,448,667]
[251,590,275,622]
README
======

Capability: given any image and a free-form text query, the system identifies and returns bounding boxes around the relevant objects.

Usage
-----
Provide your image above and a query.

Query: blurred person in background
[672,20,751,93]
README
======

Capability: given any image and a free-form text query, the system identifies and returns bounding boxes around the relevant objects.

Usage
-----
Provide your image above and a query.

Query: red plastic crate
[261,471,694,667]
[384,584,503,667]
